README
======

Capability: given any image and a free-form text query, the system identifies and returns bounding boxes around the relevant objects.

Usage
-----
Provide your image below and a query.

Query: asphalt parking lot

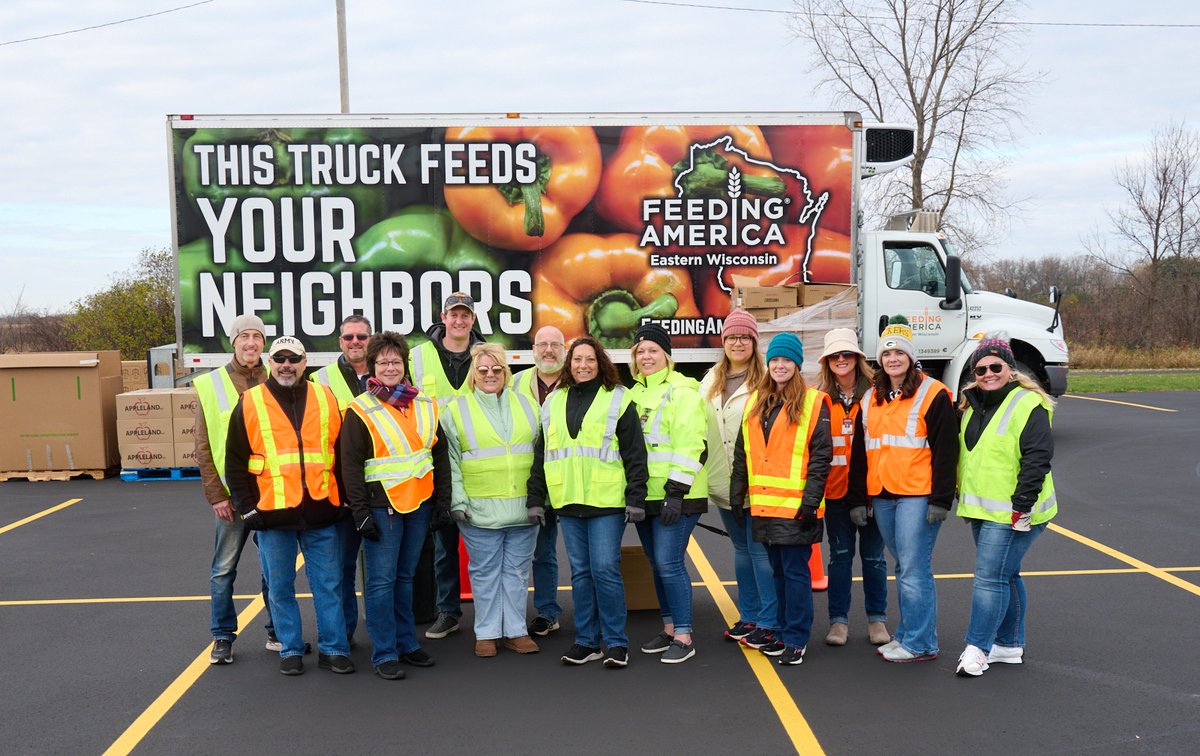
[2,391,1199,755]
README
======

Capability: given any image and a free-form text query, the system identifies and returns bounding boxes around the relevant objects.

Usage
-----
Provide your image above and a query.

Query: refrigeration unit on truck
[166,111,1068,395]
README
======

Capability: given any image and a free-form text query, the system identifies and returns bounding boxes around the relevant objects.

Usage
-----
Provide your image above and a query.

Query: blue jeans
[336,516,361,638]
[558,513,628,649]
[765,543,814,649]
[459,523,538,639]
[872,496,943,656]
[717,508,779,630]
[210,515,273,641]
[362,505,432,667]
[433,522,462,618]
[635,513,701,635]
[257,525,348,658]
[965,520,1046,651]
[531,515,562,621]
[825,503,888,625]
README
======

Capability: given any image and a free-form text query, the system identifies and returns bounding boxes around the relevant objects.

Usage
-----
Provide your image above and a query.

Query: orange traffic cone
[458,538,474,601]
[809,543,828,591]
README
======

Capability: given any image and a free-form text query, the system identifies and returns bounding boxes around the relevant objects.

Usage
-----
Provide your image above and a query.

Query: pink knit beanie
[722,308,759,341]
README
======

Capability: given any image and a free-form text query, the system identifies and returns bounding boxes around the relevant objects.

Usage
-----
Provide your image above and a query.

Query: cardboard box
[620,546,660,611]
[117,417,175,447]
[121,360,148,392]
[732,285,798,309]
[171,388,198,418]
[175,443,198,468]
[0,351,122,472]
[173,417,196,444]
[119,443,174,469]
[746,307,778,322]
[800,283,854,306]
[774,306,803,318]
[115,389,174,420]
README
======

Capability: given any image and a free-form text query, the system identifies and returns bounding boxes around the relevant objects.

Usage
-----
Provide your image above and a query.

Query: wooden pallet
[0,469,110,482]
[119,467,201,482]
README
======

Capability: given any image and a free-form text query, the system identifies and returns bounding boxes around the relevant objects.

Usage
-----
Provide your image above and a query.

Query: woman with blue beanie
[729,332,833,665]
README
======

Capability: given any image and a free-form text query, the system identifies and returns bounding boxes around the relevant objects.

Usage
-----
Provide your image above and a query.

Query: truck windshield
[883,243,946,298]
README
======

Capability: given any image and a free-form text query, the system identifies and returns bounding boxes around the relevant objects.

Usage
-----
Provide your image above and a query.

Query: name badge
[842,418,854,436]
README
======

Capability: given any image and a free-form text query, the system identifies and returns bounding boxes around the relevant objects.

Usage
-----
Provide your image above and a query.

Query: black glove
[848,506,868,528]
[429,506,452,532]
[451,509,470,525]
[926,504,949,525]
[730,503,746,527]
[660,495,683,526]
[240,509,264,531]
[527,506,546,526]
[796,505,819,529]
[355,512,381,542]
[625,505,646,524]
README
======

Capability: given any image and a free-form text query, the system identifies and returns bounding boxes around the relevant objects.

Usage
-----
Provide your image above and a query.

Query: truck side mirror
[1049,285,1060,304]
[941,255,963,310]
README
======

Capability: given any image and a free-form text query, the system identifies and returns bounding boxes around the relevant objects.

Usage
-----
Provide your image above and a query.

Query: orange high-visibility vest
[242,383,341,511]
[346,392,440,514]
[825,398,859,500]
[860,375,950,497]
[742,388,829,520]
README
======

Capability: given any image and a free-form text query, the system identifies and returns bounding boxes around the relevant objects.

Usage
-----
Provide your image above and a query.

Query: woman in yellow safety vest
[525,336,649,668]
[730,332,833,666]
[816,328,890,648]
[628,323,711,665]
[953,336,1056,678]
[441,343,543,659]
[849,316,958,663]
[340,331,451,681]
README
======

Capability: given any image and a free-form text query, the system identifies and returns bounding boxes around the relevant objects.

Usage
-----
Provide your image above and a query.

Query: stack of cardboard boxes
[115,388,199,469]
[731,280,855,322]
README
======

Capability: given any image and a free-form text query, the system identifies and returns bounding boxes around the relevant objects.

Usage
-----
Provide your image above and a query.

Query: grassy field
[1070,345,1200,370]
[1067,371,1200,393]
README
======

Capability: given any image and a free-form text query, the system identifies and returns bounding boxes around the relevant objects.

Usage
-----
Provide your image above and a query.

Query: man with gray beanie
[193,313,278,664]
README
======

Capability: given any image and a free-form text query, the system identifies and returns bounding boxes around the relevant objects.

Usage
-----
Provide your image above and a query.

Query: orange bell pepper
[594,125,784,232]
[531,233,703,348]
[443,125,601,251]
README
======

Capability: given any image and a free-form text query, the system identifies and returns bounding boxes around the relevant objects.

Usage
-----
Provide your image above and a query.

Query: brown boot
[475,639,498,658]
[503,635,540,654]
[825,623,848,646]
[868,621,892,645]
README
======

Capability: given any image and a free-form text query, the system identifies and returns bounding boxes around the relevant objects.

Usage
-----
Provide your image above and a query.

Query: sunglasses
[271,354,303,364]
[974,363,1006,376]
[340,333,369,342]
[827,351,858,362]
[475,365,506,376]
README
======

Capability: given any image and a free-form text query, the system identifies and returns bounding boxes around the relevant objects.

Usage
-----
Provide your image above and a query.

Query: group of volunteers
[194,292,1056,680]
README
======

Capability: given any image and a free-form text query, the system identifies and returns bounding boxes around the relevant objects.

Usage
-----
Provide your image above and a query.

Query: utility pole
[336,0,349,113]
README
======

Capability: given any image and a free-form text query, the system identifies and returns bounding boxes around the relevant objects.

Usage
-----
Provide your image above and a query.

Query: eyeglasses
[475,365,506,376]
[271,354,303,364]
[828,351,858,362]
[974,363,1006,377]
[340,333,369,342]
[375,360,404,369]
[724,334,753,344]
[534,341,565,350]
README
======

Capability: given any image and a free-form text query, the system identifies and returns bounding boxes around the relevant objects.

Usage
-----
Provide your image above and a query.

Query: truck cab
[857,223,1069,396]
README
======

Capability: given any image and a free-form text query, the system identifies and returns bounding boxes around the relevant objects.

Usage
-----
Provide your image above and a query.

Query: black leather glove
[660,495,683,526]
[796,505,819,529]
[527,506,545,526]
[240,509,264,530]
[451,509,470,525]
[625,505,646,524]
[926,504,949,525]
[355,512,381,542]
[429,506,452,532]
[730,503,746,527]
[848,506,868,528]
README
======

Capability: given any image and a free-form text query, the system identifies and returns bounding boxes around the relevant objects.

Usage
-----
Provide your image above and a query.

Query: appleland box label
[116,390,174,419]
[117,418,173,444]
[170,117,855,355]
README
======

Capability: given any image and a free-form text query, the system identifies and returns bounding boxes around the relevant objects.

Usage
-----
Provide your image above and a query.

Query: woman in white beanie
[816,328,890,648]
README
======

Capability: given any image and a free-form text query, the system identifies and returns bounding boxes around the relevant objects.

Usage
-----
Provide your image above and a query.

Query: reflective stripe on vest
[311,363,356,412]
[448,391,538,499]
[193,365,239,486]
[742,388,827,519]
[541,386,629,509]
[243,383,340,511]
[348,392,439,513]
[957,388,1057,525]
[860,375,949,496]
[632,376,709,499]
[409,340,469,407]
[825,399,857,500]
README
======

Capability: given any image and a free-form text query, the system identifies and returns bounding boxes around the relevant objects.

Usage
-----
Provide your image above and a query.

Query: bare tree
[789,0,1038,253]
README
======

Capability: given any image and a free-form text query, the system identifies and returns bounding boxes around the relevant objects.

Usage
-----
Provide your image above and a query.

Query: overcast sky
[1,0,1197,312]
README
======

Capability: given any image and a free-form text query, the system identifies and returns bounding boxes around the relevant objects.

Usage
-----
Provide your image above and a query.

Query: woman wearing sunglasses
[440,343,544,658]
[849,316,957,663]
[953,336,1056,677]
[815,329,891,648]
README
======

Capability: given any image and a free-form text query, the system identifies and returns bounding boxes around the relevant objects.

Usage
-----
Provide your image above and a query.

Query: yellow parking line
[0,498,83,535]
[1062,394,1177,413]
[688,537,824,755]
[1049,523,1200,597]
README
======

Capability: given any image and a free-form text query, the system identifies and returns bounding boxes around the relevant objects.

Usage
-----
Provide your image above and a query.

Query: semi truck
[166,112,1068,395]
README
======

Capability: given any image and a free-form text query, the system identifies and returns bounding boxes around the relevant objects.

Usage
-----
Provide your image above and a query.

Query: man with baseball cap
[409,292,486,640]
[193,313,276,665]
[225,336,350,676]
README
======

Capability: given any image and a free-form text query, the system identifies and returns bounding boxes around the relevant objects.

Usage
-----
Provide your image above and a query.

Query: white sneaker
[987,644,1024,664]
[875,639,902,656]
[956,644,989,677]
[265,636,283,652]
[880,643,938,663]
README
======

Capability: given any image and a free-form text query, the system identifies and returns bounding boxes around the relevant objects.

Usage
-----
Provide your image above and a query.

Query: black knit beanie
[633,322,672,355]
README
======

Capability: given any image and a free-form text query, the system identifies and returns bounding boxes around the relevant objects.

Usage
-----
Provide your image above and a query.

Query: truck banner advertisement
[169,117,855,355]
